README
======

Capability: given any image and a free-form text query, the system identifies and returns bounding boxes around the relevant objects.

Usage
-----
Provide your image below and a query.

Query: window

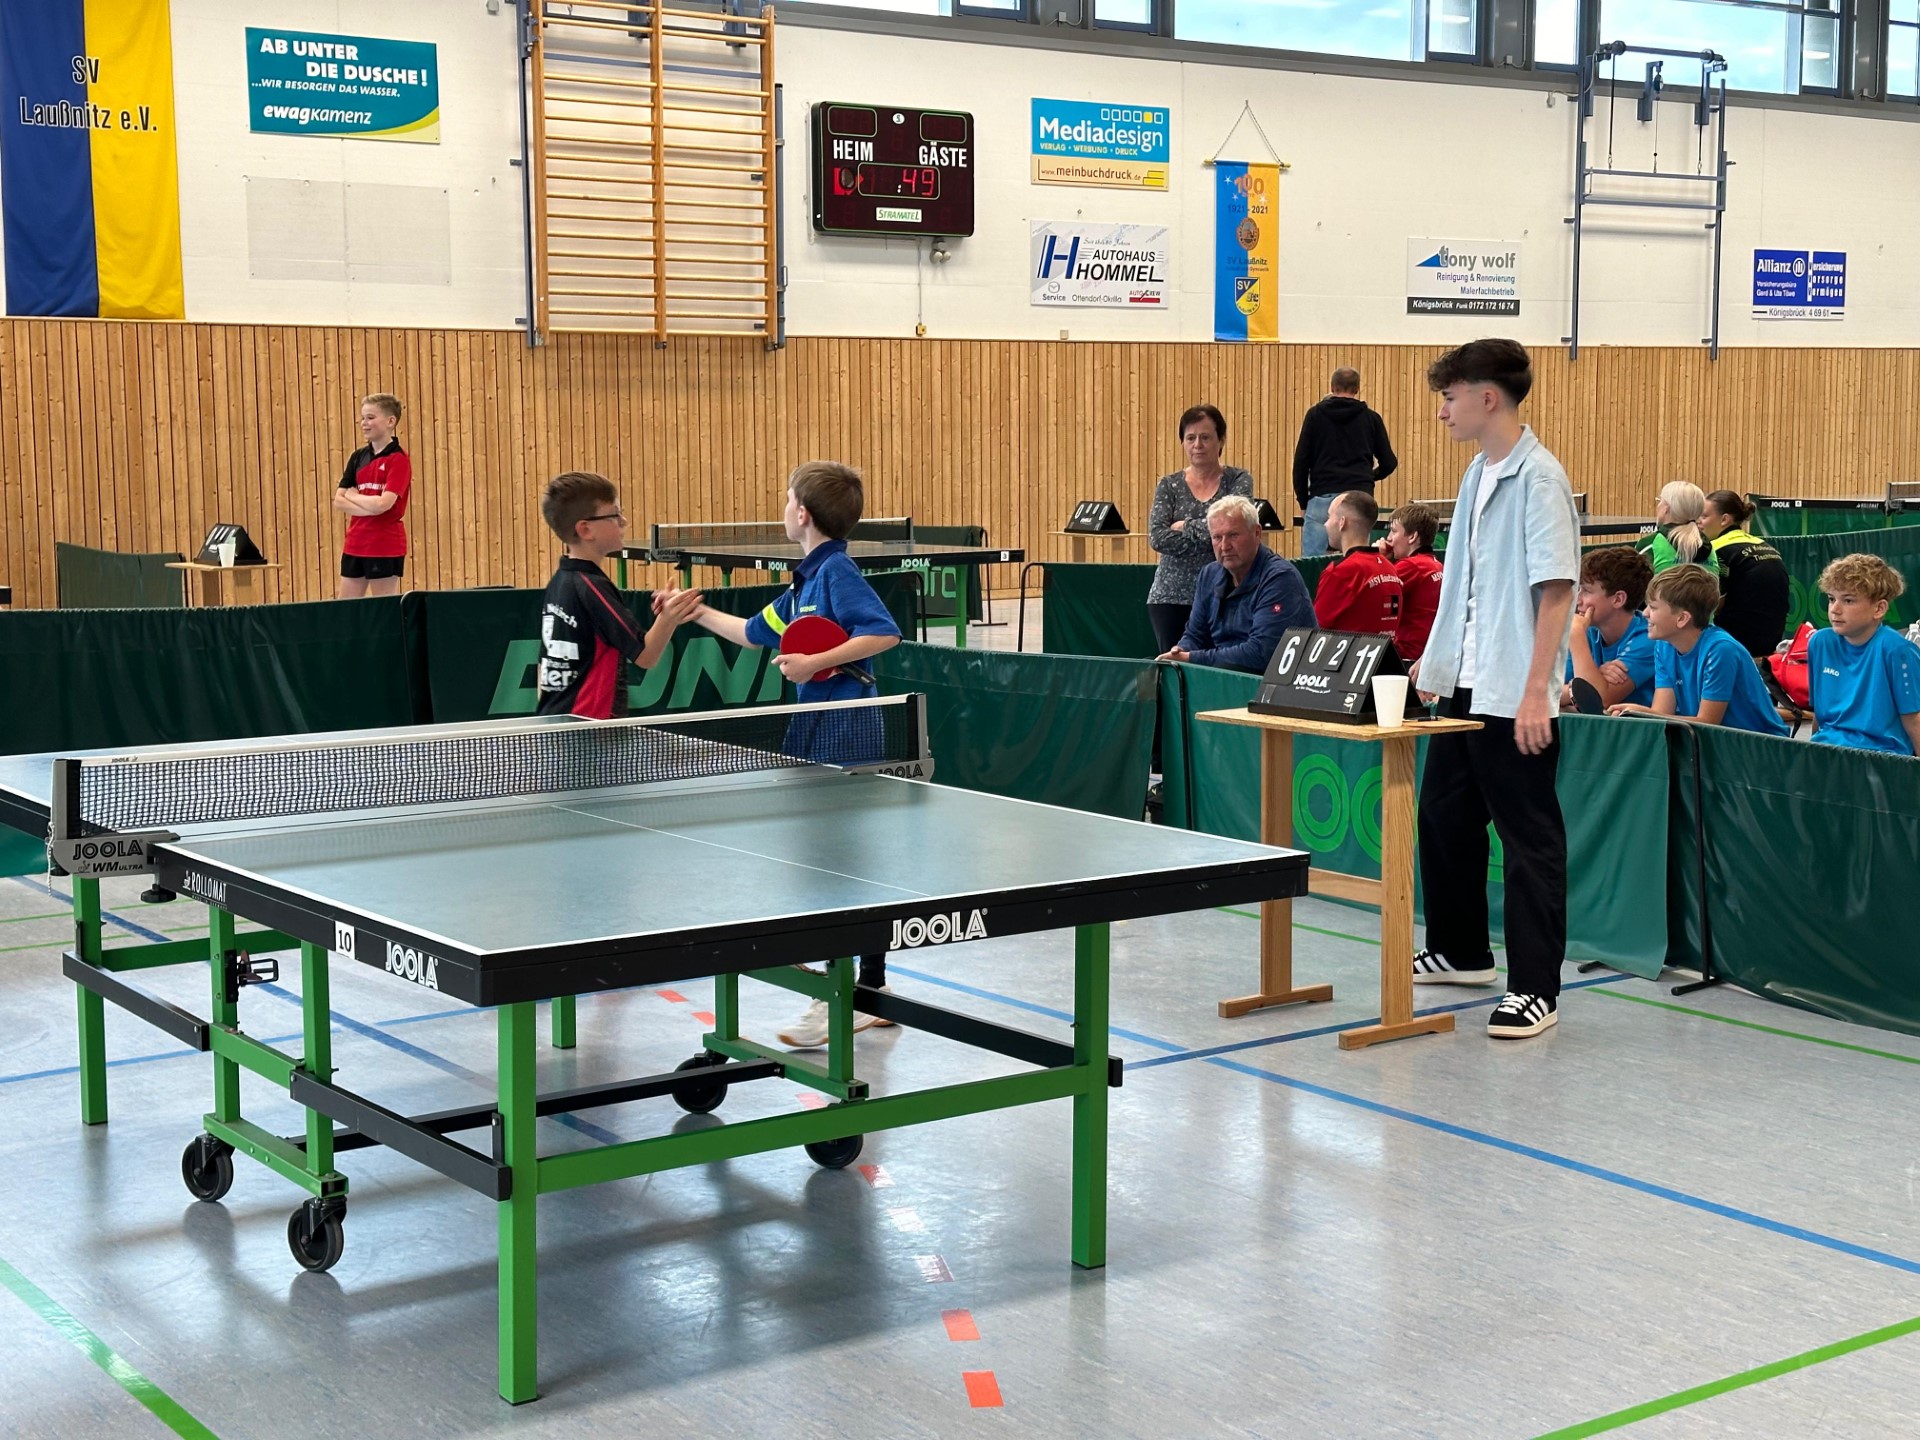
[1535,0,1582,65]
[1893,0,1920,97]
[1428,0,1479,56]
[1176,0,1429,63]
[1596,0,1837,94]
[781,0,949,12]
[1094,0,1157,28]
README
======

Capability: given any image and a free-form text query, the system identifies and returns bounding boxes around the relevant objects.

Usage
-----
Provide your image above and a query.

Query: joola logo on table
[181,872,227,906]
[384,940,442,991]
[891,909,989,948]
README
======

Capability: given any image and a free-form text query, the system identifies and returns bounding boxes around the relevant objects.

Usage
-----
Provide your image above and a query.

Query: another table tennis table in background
[0,696,1306,1403]
[618,518,1021,648]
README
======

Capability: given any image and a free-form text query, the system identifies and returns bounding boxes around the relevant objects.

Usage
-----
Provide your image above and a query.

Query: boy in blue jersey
[1562,547,1655,710]
[1808,554,1920,756]
[677,461,903,1050]
[1609,565,1788,736]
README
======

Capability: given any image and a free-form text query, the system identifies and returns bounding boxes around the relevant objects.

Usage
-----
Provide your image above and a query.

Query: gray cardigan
[1146,466,1254,605]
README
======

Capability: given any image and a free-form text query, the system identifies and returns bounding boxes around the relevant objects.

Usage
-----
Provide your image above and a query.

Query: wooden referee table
[1196,707,1483,1049]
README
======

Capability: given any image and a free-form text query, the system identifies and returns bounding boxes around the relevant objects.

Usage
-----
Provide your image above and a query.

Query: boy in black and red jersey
[535,471,702,718]
[1313,490,1404,636]
[333,392,413,599]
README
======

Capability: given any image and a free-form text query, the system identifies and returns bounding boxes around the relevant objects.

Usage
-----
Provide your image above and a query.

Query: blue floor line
[254,984,628,1147]
[886,964,1186,1053]
[1128,973,1633,1070]
[1203,1052,1920,1278]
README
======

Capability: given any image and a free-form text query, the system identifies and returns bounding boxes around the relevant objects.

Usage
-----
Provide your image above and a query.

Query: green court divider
[1038,552,1336,661]
[1773,526,1920,633]
[1692,724,1920,1037]
[0,599,416,756]
[1157,663,1669,974]
[874,642,1157,820]
[913,525,989,623]
[425,573,920,722]
[54,543,184,609]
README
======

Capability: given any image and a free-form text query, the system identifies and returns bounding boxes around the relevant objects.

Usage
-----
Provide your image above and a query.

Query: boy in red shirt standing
[1313,490,1403,636]
[333,392,412,598]
[1382,501,1444,662]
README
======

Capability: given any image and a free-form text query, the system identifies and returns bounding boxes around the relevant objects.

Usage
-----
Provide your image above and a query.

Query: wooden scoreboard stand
[1201,628,1483,1050]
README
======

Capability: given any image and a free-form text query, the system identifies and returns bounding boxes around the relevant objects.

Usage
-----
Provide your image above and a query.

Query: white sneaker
[854,985,896,1032]
[778,1000,830,1050]
[1412,949,1499,987]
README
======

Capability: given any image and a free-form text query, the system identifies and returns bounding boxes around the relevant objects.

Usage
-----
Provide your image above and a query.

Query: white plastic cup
[1371,673,1409,728]
[216,538,237,569]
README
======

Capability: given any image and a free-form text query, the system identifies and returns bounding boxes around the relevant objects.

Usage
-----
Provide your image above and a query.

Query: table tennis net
[60,698,925,836]
[1890,481,1920,504]
[649,517,913,552]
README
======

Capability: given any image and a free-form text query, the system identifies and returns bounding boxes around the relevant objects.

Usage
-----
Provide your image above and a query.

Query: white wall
[775,23,1920,347]
[170,0,523,326]
[8,1,1915,344]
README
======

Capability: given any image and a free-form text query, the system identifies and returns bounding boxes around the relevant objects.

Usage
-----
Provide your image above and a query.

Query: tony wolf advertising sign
[1407,239,1519,316]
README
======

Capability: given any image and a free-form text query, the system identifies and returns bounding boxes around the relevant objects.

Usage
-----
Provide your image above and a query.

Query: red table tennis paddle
[779,614,853,681]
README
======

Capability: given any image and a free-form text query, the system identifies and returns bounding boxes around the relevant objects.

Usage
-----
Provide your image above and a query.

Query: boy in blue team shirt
[1609,564,1787,736]
[676,461,903,1050]
[1807,554,1920,756]
[1562,546,1655,710]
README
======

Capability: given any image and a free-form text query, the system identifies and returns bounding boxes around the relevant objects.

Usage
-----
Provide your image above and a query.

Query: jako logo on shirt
[890,909,989,948]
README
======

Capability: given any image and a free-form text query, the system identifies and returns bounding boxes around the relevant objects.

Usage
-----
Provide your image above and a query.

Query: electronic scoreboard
[810,102,975,238]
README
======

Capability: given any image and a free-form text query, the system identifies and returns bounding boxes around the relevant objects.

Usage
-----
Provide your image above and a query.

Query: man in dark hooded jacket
[1293,368,1397,557]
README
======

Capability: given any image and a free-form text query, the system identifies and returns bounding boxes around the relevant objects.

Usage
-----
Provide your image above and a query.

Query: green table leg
[72,877,108,1125]
[1071,922,1110,1269]
[713,972,740,1044]
[549,995,576,1050]
[210,910,242,1128]
[614,554,629,589]
[952,567,969,649]
[299,942,335,1176]
[827,958,855,1088]
[498,1002,539,1404]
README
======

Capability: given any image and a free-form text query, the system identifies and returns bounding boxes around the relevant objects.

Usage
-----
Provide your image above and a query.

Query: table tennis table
[0,695,1306,1403]
[618,518,1022,648]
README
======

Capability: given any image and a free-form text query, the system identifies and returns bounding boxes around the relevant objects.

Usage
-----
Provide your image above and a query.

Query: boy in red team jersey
[1381,501,1444,662]
[535,471,703,719]
[333,392,413,598]
[1313,490,1403,636]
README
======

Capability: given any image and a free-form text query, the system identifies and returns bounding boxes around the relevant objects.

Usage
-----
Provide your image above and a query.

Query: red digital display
[811,103,974,238]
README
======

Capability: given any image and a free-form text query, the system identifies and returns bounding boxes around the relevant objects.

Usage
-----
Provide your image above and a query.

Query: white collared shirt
[1457,445,1525,690]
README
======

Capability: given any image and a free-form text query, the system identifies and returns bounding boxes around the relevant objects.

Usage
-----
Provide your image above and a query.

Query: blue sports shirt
[1809,624,1920,756]
[1653,625,1788,737]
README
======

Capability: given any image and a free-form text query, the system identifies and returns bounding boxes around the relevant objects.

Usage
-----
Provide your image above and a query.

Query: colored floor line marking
[0,909,69,925]
[857,1163,893,1188]
[1202,1053,1920,1277]
[1129,974,1629,1070]
[962,1370,1003,1408]
[0,1254,222,1440]
[1216,904,1506,951]
[886,965,1185,1053]
[0,1030,311,1087]
[796,1091,828,1110]
[942,1308,980,1342]
[1591,988,1920,1066]
[915,1254,954,1283]
[1534,1312,1920,1439]
[6,878,174,945]
[657,989,688,1004]
[691,1010,716,1026]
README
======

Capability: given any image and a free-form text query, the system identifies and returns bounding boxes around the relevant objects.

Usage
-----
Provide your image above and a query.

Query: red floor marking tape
[915,1255,954,1283]
[691,1010,716,1025]
[656,990,688,1004]
[889,1207,925,1234]
[796,1092,828,1110]
[963,1371,1003,1408]
[857,1163,893,1188]
[942,1309,980,1342]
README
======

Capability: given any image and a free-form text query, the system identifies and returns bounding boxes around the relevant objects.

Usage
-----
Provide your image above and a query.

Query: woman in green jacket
[1640,481,1720,575]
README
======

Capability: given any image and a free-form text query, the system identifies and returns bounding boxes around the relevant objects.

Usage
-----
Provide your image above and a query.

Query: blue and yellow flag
[1213,162,1278,343]
[1,0,185,318]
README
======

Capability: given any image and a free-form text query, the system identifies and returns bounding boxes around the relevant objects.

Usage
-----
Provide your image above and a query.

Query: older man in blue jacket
[1158,495,1314,673]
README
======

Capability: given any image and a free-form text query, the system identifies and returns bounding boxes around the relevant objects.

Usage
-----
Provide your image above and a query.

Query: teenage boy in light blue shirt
[1609,564,1789,737]
[1807,553,1920,756]
[1407,339,1579,1040]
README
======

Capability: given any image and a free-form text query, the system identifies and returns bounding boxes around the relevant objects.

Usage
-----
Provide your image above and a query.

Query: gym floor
[2,862,1916,1439]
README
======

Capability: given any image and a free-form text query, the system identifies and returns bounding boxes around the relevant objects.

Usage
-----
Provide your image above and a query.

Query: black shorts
[341,554,405,580]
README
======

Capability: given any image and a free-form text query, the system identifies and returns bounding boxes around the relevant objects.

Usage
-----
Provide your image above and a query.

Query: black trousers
[1148,602,1190,655]
[1416,689,1567,999]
